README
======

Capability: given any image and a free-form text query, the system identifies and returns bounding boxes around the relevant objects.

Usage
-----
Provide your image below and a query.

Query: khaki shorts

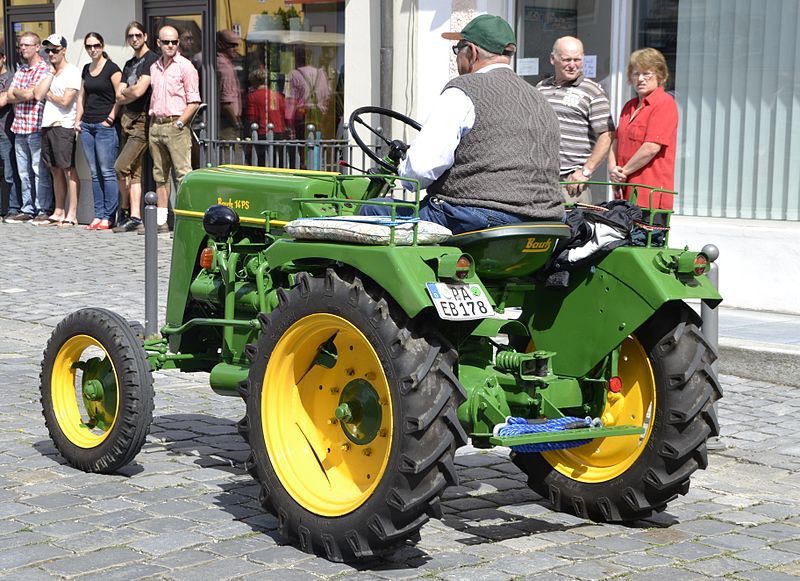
[115,109,148,183]
[148,120,193,188]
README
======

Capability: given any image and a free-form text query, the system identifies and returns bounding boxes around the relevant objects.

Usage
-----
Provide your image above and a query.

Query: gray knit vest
[429,67,563,220]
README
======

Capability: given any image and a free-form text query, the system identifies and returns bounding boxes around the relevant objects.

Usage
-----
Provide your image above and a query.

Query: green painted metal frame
[154,167,721,451]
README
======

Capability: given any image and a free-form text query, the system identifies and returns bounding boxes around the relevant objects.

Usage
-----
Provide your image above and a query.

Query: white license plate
[426,282,495,321]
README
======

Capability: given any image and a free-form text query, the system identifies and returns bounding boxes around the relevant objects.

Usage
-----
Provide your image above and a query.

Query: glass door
[5,1,54,61]
[515,0,613,94]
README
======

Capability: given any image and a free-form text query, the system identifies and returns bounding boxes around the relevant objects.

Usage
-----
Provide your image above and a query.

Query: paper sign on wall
[583,55,597,78]
[517,58,539,77]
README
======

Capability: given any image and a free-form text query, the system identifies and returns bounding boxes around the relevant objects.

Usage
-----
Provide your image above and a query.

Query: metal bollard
[701,244,720,369]
[143,191,158,338]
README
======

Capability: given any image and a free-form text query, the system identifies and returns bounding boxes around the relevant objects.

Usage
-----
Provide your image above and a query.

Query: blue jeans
[37,152,53,216]
[359,195,528,234]
[14,132,42,216]
[80,122,119,220]
[0,130,20,214]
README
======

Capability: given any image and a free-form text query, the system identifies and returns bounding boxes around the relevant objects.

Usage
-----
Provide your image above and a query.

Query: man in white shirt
[361,15,563,234]
[38,34,81,226]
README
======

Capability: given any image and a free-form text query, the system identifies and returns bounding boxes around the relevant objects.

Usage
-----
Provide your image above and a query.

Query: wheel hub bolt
[341,443,350,451]
[335,403,353,422]
[82,379,105,401]
[363,447,372,456]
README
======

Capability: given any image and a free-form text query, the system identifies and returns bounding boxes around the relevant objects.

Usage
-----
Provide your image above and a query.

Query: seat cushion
[285,216,452,246]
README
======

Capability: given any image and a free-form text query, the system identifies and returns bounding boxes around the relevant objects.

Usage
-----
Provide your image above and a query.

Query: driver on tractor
[360,14,565,234]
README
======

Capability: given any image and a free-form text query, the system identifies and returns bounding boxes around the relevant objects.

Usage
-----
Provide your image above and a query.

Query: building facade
[3,1,798,311]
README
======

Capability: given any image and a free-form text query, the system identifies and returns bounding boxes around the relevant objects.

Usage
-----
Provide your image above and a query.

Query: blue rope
[496,416,599,453]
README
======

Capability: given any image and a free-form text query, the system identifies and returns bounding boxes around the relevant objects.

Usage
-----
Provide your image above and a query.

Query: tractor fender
[263,239,481,319]
[524,246,720,378]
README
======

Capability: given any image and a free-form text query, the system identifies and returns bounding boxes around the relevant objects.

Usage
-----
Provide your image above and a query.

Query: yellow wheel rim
[542,335,656,483]
[262,314,393,517]
[51,335,120,448]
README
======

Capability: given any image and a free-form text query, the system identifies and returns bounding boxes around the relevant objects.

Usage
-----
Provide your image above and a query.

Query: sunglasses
[159,39,179,46]
[451,40,470,55]
[45,47,62,54]
[85,43,102,50]
[127,32,144,39]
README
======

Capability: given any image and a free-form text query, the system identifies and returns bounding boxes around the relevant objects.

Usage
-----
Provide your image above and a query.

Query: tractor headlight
[203,205,239,241]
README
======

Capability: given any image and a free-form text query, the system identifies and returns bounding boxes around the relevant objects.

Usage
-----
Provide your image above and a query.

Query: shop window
[636,0,800,220]
[216,0,345,141]
[516,0,613,92]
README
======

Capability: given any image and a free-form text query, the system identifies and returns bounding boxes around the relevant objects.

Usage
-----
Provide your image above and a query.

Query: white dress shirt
[398,63,514,190]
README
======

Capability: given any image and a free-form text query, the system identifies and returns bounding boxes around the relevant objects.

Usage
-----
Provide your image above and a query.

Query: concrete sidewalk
[714,306,800,387]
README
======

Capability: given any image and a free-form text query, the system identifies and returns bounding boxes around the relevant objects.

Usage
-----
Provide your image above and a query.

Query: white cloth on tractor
[285,216,452,246]
[564,221,627,263]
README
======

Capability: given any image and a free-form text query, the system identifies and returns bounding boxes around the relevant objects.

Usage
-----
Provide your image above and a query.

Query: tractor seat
[449,222,571,279]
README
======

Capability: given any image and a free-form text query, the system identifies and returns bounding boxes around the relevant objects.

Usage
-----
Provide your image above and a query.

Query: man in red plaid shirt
[5,32,52,224]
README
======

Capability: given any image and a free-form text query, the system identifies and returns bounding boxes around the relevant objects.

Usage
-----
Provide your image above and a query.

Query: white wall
[669,216,800,315]
[54,0,138,224]
[343,2,379,130]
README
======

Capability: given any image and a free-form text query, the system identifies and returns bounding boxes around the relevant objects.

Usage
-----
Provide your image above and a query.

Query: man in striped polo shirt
[537,36,615,205]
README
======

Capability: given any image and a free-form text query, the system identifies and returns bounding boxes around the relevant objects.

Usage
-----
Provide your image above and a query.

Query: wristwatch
[175,120,184,129]
[581,167,592,178]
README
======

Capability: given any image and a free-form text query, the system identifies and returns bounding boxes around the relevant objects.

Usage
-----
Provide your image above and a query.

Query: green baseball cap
[442,14,517,55]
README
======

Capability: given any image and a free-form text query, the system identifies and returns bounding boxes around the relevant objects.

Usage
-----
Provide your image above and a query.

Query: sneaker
[6,213,33,223]
[112,217,143,233]
[32,214,56,225]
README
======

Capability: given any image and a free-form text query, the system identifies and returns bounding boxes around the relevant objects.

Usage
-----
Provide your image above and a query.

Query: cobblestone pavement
[2,224,799,580]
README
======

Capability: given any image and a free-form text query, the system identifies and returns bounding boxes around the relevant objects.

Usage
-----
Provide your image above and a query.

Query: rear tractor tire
[240,269,467,561]
[40,308,155,473]
[513,303,721,522]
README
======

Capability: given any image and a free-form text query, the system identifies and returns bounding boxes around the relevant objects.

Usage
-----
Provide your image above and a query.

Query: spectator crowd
[0,20,676,231]
[0,21,200,233]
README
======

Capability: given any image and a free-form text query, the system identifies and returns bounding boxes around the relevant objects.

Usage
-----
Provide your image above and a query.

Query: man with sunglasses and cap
[38,34,81,227]
[361,14,563,234]
[147,24,200,233]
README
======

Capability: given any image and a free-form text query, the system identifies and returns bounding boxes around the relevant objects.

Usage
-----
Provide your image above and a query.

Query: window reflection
[217,0,344,141]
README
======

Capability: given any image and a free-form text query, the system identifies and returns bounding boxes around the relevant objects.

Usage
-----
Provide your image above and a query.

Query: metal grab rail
[196,122,383,174]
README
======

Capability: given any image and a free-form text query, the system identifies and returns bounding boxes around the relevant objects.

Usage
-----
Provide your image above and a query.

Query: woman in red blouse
[609,48,678,210]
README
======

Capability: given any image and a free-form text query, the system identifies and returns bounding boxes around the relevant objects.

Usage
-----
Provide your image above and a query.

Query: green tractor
[40,107,721,562]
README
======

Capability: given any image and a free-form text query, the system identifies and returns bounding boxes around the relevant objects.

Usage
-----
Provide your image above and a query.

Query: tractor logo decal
[217,196,251,211]
[522,238,552,253]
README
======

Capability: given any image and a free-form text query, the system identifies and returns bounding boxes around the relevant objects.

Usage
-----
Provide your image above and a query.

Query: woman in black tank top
[75,32,122,230]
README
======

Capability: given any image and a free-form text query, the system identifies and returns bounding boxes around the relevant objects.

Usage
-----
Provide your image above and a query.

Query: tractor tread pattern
[241,269,466,561]
[40,307,155,473]
[513,302,720,523]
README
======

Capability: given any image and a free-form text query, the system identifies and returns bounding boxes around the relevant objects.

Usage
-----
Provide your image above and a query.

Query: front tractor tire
[240,269,467,561]
[514,303,721,522]
[40,308,155,473]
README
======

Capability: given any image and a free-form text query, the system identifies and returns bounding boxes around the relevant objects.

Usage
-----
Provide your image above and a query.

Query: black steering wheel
[348,106,422,173]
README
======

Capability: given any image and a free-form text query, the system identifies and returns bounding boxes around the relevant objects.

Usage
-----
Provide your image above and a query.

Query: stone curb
[719,338,800,388]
